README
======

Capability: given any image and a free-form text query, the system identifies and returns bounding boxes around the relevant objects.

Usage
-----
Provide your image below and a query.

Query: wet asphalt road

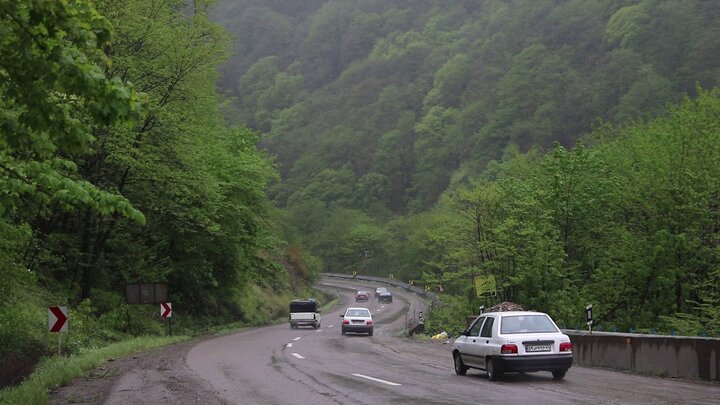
[184,279,720,405]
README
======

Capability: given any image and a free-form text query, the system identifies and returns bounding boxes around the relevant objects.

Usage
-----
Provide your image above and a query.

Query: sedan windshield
[347,309,371,317]
[500,315,558,334]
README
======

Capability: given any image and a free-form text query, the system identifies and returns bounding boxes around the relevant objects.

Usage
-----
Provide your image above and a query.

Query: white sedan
[451,311,573,380]
[340,307,374,336]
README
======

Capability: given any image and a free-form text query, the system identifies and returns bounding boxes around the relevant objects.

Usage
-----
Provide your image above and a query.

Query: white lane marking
[316,329,322,332]
[293,337,301,341]
[286,343,293,348]
[327,325,334,328]
[352,373,401,386]
[292,353,305,359]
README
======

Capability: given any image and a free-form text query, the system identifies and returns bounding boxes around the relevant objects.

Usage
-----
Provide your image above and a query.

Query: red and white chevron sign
[48,306,68,333]
[161,302,172,318]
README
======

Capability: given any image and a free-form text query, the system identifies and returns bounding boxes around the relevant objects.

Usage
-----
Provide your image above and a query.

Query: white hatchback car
[451,311,572,380]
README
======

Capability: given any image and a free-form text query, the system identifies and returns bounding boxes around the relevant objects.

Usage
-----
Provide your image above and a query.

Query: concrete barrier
[566,330,720,381]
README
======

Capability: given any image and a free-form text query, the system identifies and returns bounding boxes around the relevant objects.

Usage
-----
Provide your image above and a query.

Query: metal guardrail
[321,273,441,307]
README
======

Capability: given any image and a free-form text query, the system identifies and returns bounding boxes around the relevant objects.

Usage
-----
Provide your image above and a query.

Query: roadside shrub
[0,308,47,388]
[424,296,469,337]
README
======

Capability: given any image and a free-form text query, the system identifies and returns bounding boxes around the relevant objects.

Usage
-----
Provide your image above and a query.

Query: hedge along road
[51,277,720,404]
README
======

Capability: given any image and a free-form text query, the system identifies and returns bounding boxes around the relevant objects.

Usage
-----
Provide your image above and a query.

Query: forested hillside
[216,0,719,210]
[215,0,720,334]
[1,0,310,387]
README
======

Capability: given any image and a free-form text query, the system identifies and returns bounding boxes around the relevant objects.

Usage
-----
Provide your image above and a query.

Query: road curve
[184,279,720,404]
[48,278,720,404]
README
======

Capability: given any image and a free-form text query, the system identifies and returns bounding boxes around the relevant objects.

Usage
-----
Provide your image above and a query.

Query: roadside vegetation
[0,0,318,391]
[215,0,720,336]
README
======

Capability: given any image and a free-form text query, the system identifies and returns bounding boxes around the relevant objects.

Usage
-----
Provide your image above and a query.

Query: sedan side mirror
[459,330,469,337]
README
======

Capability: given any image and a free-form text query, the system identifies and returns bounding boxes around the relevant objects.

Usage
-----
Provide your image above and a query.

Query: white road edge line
[351,373,401,386]
[293,337,301,341]
[286,343,293,348]
[291,353,305,359]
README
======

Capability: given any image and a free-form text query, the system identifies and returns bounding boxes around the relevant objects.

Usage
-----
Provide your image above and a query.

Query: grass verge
[0,335,188,405]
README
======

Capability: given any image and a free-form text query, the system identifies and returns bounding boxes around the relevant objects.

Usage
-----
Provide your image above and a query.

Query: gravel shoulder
[49,339,226,405]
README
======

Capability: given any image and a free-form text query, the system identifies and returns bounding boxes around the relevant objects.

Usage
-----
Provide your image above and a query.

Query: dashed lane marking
[286,343,293,348]
[293,337,301,341]
[292,353,305,359]
[351,373,401,386]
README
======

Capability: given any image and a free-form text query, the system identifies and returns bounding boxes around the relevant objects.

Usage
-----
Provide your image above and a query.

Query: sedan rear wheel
[486,358,503,381]
[453,353,468,376]
[552,369,567,379]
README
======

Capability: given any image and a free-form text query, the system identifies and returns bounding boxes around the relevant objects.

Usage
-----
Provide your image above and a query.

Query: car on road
[375,287,387,298]
[340,307,374,336]
[355,291,370,302]
[451,311,572,381]
[378,291,392,303]
[289,299,321,329]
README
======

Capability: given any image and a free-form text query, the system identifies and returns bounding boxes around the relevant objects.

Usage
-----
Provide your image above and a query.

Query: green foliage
[423,296,470,337]
[414,90,720,332]
[215,1,720,297]
[0,0,303,390]
[0,0,145,223]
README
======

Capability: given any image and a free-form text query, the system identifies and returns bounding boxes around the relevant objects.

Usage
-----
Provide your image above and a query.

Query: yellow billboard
[474,274,496,297]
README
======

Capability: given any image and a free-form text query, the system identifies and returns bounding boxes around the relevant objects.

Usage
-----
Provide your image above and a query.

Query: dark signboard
[126,283,168,304]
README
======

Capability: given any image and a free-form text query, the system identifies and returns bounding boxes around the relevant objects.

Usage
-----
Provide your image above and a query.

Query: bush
[424,296,470,337]
[0,308,47,388]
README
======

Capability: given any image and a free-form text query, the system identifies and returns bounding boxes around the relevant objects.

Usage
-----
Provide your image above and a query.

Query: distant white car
[451,311,572,380]
[340,307,374,336]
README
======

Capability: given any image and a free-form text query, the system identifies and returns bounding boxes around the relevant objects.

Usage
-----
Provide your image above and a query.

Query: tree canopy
[215,0,720,333]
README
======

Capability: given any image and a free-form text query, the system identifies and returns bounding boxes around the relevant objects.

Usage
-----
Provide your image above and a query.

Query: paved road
[183,279,720,404]
[50,278,720,404]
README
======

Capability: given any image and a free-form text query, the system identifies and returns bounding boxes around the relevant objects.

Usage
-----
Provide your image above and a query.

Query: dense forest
[215,0,720,334]
[0,0,315,387]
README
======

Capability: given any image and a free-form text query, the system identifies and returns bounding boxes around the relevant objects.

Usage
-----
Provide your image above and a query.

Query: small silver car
[451,311,572,380]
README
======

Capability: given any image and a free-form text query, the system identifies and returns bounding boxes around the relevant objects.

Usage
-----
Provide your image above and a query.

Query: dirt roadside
[49,338,226,405]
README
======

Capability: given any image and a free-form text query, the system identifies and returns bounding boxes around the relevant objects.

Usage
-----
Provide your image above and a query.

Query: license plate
[526,344,551,352]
